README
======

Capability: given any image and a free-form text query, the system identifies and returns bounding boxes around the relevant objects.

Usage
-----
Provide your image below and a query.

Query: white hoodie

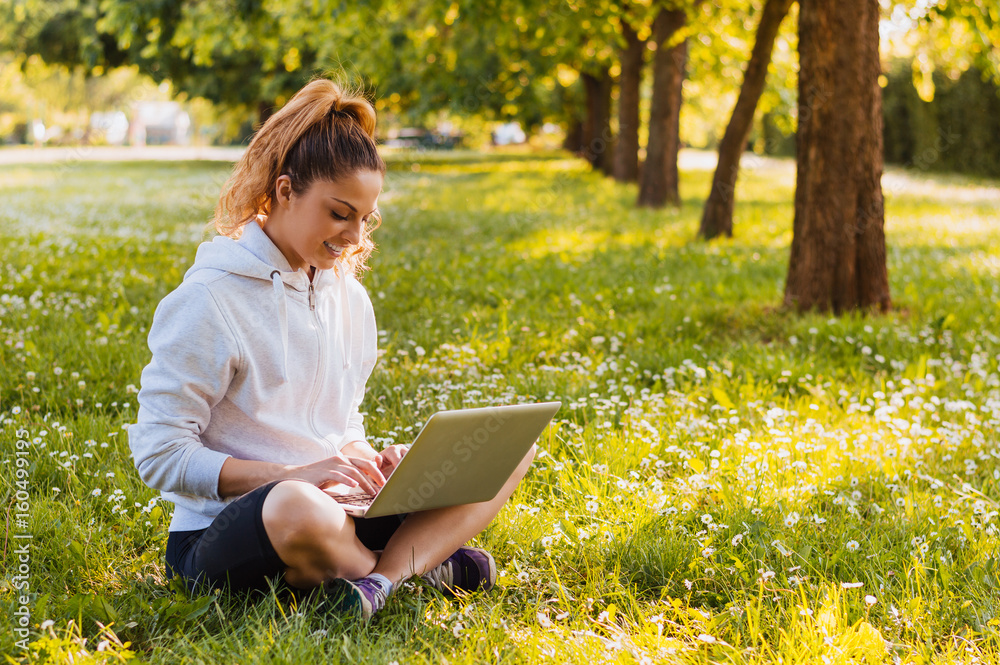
[128,221,378,531]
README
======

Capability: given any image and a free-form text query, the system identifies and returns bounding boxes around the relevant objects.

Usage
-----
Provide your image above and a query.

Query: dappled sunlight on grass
[951,250,1000,278]
[505,226,702,260]
[887,208,999,248]
[883,168,1000,205]
[508,227,612,259]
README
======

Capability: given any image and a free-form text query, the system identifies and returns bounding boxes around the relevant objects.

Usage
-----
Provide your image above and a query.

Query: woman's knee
[259,480,374,581]
[520,444,537,470]
[261,480,346,545]
[509,444,537,484]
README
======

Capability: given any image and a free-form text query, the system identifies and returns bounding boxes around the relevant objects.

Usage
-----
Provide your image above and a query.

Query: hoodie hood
[184,221,355,380]
[184,220,303,285]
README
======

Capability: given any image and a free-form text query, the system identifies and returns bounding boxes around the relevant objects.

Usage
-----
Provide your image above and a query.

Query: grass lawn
[1,150,999,663]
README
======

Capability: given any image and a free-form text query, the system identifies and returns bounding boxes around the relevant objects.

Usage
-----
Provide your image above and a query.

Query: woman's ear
[274,175,294,210]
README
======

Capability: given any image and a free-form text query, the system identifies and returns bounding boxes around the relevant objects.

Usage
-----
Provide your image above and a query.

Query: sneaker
[420,547,497,595]
[325,576,389,620]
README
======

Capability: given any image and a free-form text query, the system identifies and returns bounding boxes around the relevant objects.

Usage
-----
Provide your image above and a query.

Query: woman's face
[265,170,382,274]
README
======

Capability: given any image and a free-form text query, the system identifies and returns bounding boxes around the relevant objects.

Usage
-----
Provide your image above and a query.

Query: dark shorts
[164,479,407,597]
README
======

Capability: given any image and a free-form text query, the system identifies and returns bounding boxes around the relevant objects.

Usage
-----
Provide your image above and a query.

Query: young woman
[128,79,535,619]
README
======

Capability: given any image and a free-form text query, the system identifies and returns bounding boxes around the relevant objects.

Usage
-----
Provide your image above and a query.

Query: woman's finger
[352,457,387,488]
[333,463,378,494]
[321,471,358,489]
[325,472,358,489]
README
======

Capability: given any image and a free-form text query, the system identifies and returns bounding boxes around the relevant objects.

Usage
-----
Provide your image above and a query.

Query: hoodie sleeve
[343,409,366,448]
[128,282,239,500]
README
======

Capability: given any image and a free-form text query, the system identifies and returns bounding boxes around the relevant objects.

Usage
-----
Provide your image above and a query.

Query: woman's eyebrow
[329,196,377,215]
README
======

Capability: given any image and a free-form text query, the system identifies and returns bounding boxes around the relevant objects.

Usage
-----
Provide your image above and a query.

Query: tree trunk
[563,118,585,153]
[784,0,890,313]
[699,0,795,239]
[614,20,645,182]
[597,74,615,176]
[581,69,614,172]
[257,100,275,127]
[637,8,688,208]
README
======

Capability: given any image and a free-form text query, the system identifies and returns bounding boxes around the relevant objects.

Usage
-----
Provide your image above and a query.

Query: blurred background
[0,0,997,177]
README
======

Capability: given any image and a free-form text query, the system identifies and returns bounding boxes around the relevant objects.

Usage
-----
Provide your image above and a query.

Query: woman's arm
[218,457,294,498]
[129,284,238,501]
[217,449,389,498]
[340,439,378,460]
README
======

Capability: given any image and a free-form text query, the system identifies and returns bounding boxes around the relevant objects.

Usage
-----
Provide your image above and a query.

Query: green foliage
[94,0,326,113]
[1,0,996,177]
[923,0,1000,85]
[882,58,1000,178]
[0,0,793,141]
[0,0,128,70]
[687,0,799,150]
[1,152,999,662]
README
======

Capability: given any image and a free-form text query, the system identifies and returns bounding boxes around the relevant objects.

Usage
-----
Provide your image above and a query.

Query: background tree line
[4,0,996,187]
[1,0,997,315]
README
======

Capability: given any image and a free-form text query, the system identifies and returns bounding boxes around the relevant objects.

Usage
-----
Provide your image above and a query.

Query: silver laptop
[331,402,561,518]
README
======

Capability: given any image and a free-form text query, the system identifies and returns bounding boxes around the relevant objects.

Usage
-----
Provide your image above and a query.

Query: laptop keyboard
[332,492,377,507]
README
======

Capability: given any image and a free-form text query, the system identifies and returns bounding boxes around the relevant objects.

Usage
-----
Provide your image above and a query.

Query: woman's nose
[343,219,363,245]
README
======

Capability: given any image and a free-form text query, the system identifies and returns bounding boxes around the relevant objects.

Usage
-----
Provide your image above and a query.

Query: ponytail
[214,78,385,277]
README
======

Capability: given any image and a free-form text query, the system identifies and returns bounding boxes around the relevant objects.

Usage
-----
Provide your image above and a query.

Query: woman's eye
[331,211,349,221]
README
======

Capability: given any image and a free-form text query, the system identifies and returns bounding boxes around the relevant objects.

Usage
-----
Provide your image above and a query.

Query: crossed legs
[261,446,535,590]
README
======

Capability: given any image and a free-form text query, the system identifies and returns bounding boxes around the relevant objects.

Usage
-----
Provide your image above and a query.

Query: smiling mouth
[323,241,345,257]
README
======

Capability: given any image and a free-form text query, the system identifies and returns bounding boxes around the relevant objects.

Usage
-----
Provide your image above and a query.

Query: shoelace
[420,560,454,591]
[356,578,389,613]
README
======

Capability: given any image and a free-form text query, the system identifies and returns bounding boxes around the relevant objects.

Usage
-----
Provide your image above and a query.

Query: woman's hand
[288,454,386,495]
[376,444,410,476]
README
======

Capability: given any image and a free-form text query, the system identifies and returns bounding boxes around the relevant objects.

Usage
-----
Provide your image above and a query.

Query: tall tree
[784,0,890,312]
[524,0,621,168]
[613,18,646,182]
[637,7,689,207]
[581,67,614,173]
[699,0,795,239]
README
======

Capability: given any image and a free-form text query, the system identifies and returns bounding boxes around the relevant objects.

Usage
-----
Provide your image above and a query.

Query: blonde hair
[214,78,386,277]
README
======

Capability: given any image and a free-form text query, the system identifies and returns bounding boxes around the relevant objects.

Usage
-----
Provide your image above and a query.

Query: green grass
[1,151,999,663]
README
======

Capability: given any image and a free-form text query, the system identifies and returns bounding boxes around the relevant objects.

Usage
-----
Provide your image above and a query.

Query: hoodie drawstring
[270,270,290,382]
[339,268,352,371]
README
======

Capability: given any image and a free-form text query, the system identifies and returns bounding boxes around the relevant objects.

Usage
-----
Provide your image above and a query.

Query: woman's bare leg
[260,479,377,589]
[261,445,535,590]
[371,445,535,586]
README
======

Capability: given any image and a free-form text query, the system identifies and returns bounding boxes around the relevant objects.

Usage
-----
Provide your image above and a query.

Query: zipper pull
[308,283,316,311]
